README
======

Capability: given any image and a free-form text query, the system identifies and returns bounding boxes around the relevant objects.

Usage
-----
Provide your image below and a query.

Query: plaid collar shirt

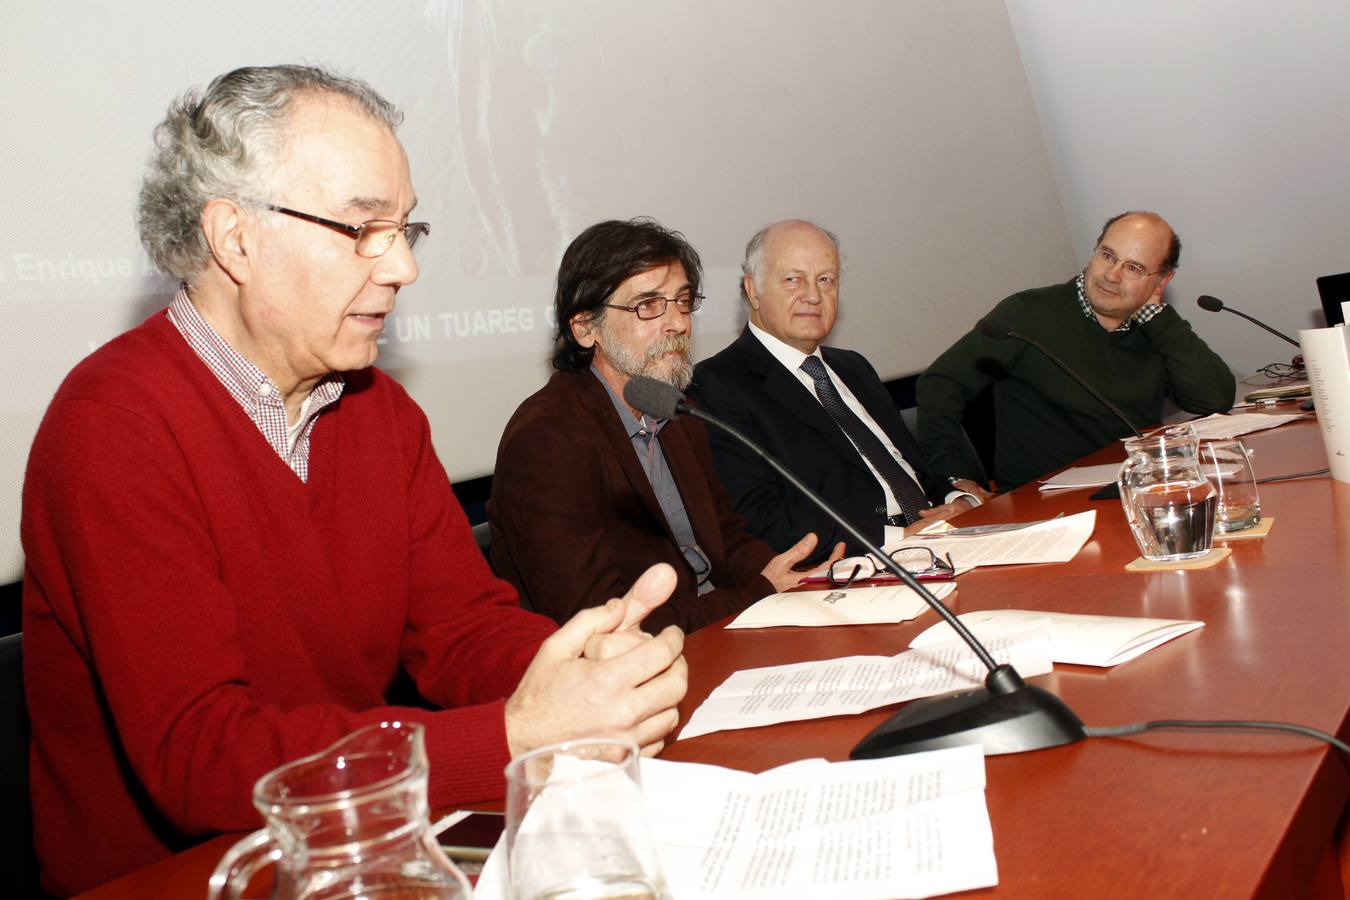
[1076,272,1165,333]
[167,288,344,482]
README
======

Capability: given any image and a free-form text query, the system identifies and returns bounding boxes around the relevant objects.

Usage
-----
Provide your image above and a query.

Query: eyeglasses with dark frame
[266,205,431,258]
[827,546,955,587]
[603,291,704,320]
[1093,246,1170,281]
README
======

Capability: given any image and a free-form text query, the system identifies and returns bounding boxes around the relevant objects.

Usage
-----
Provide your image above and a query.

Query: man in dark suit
[490,219,839,634]
[691,220,980,565]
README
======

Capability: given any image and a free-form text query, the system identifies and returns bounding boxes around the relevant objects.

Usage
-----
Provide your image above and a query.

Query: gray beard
[601,333,694,392]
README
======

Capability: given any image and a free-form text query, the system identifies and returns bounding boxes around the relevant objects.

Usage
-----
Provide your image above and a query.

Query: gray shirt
[592,368,713,594]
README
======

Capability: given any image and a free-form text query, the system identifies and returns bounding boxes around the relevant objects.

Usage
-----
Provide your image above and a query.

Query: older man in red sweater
[20,65,687,896]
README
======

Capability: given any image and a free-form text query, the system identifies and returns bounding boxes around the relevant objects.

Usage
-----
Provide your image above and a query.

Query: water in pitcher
[1131,480,1217,561]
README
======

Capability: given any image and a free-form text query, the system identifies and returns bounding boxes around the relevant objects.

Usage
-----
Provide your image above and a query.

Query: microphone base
[850,680,1086,759]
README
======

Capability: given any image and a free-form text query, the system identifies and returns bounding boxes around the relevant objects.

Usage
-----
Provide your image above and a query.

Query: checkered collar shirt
[1076,273,1165,332]
[167,287,344,482]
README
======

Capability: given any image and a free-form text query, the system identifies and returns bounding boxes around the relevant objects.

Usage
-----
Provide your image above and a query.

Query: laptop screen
[1317,271,1350,326]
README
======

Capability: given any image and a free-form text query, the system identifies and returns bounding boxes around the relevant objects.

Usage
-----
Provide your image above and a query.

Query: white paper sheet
[1038,463,1122,490]
[727,583,955,629]
[898,510,1096,568]
[474,748,999,900]
[1183,410,1310,440]
[678,631,1054,741]
[909,609,1203,667]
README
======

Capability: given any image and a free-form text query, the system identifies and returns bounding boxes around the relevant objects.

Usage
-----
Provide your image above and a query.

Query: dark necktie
[800,355,929,525]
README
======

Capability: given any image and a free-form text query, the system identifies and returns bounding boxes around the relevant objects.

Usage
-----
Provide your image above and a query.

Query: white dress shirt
[747,321,976,545]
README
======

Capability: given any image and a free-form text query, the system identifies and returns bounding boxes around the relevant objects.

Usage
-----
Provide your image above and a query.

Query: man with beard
[917,210,1235,489]
[490,219,837,633]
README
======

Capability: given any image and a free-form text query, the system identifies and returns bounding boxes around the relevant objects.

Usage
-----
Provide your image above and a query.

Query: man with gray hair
[21,65,685,895]
[691,219,976,566]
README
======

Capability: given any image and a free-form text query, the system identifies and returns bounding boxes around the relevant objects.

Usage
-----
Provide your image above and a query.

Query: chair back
[0,632,44,897]
[900,405,991,490]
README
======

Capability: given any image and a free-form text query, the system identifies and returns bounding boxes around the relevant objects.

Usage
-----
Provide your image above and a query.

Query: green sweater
[916,279,1236,489]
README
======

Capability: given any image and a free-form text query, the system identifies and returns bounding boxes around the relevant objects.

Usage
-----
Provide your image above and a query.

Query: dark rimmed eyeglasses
[603,291,704,320]
[266,205,430,258]
[827,546,956,587]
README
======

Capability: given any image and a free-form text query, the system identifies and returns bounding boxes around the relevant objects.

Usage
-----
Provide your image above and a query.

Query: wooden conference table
[80,411,1350,898]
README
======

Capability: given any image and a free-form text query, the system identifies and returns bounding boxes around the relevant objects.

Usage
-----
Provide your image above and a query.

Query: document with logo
[726,583,956,629]
[679,630,1053,740]
[909,609,1203,667]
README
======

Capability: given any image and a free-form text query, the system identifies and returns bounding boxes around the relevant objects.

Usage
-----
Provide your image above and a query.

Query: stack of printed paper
[474,746,1000,899]
[910,609,1203,667]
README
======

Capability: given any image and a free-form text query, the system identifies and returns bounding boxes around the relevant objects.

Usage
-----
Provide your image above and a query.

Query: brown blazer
[489,369,776,634]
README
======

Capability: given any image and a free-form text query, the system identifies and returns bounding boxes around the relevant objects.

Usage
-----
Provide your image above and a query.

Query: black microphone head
[623,376,684,419]
[979,319,1015,340]
[1197,295,1225,312]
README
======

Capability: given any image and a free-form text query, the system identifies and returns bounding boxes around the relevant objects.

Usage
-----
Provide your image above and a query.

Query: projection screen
[0,1,1075,581]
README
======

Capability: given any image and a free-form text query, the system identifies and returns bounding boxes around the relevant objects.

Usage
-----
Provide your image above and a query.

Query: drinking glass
[1199,439,1262,533]
[505,739,665,900]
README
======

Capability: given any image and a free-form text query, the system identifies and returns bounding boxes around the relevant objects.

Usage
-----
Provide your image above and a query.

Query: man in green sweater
[917,211,1235,490]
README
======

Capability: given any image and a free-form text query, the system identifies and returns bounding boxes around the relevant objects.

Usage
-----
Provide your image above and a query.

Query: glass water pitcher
[208,721,471,899]
[1117,423,1217,562]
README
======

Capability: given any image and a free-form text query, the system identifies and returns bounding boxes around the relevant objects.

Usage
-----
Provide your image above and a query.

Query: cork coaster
[1125,547,1232,572]
[1214,517,1274,540]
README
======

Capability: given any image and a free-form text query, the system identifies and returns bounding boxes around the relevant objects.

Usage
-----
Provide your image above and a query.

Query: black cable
[1256,467,1330,484]
[1250,362,1306,382]
[1085,719,1350,759]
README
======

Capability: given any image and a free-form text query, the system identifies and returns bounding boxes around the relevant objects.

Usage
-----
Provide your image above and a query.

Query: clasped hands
[505,563,689,759]
[505,535,857,758]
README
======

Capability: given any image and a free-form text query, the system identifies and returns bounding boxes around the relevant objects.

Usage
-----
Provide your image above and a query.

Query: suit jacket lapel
[736,328,873,474]
[825,349,896,435]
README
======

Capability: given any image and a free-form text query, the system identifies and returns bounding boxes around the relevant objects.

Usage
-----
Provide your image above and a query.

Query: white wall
[1005,0,1350,380]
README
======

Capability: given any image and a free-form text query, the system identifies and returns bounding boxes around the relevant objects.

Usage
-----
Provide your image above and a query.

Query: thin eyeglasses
[603,291,704,320]
[267,205,430,258]
[1094,246,1169,281]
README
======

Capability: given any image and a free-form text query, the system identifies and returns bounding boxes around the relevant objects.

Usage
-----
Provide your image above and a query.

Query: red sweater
[21,311,556,895]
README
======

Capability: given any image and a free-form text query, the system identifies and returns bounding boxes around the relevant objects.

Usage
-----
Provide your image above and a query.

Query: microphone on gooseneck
[624,377,1350,763]
[624,375,1087,759]
[624,377,689,420]
[1196,295,1300,347]
[978,319,1145,439]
